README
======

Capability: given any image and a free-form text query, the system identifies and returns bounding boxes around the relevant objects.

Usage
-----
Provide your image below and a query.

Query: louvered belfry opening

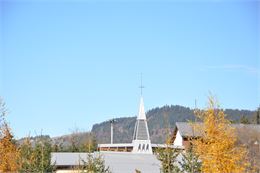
[133,120,149,140]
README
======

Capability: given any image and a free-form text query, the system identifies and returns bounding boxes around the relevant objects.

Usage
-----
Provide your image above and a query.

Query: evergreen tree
[18,136,55,172]
[240,115,250,124]
[179,146,201,173]
[156,136,181,173]
[80,153,111,173]
[33,137,54,172]
[18,138,34,172]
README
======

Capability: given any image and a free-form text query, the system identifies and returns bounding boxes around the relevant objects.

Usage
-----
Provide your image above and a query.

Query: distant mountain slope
[17,105,256,148]
[91,105,255,144]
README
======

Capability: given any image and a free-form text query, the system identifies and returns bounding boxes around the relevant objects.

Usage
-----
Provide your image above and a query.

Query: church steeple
[132,78,152,154]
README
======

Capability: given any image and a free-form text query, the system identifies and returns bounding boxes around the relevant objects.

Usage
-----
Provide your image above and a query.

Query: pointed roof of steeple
[137,97,146,120]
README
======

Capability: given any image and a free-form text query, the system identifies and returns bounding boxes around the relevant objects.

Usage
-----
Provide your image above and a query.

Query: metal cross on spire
[139,73,145,96]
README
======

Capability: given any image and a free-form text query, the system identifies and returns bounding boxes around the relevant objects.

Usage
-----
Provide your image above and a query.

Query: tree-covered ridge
[16,105,257,149]
[91,105,256,144]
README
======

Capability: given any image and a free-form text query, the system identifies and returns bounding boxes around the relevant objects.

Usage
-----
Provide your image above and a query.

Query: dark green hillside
[17,105,256,149]
[91,105,255,144]
[92,117,136,144]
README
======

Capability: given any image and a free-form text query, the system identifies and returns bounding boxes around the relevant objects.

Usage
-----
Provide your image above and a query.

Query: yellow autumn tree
[193,97,248,173]
[0,122,19,172]
[0,98,19,172]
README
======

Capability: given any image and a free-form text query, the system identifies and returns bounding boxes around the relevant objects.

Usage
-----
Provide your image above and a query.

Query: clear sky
[0,0,259,138]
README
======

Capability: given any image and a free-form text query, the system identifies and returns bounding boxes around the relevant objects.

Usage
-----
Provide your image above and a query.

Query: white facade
[132,139,152,154]
[173,130,183,147]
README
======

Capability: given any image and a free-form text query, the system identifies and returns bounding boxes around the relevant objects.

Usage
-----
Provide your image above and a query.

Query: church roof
[51,152,163,173]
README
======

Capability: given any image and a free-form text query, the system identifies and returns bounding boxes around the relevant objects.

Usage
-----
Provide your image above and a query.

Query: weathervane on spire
[139,73,145,96]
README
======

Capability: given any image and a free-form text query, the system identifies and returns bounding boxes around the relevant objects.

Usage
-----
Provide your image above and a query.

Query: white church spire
[132,75,152,154]
[137,97,146,120]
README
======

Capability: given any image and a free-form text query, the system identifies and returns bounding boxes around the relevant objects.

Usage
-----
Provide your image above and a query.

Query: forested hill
[91,105,256,144]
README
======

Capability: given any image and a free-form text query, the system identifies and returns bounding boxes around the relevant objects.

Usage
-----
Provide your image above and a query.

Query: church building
[51,96,172,173]
[98,96,160,154]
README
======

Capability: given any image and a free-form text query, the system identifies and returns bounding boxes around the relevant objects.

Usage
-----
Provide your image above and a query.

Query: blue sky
[0,0,259,138]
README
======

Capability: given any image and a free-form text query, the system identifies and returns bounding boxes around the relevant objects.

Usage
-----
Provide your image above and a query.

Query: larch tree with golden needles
[193,97,248,173]
[0,122,19,172]
[0,98,19,172]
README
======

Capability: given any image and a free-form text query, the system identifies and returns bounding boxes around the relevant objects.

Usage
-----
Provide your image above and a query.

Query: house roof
[175,122,202,137]
[231,123,260,132]
[175,122,260,138]
[51,152,164,173]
